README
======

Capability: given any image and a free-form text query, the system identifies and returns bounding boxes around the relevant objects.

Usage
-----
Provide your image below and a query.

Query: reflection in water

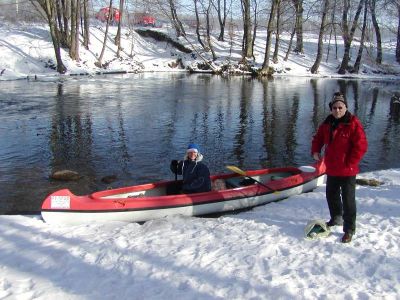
[286,93,300,164]
[50,84,97,195]
[234,79,252,165]
[367,88,379,121]
[1,74,400,213]
[381,94,400,168]
[261,79,272,167]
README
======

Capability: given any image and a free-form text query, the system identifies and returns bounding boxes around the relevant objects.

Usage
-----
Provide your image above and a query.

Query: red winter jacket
[311,112,368,177]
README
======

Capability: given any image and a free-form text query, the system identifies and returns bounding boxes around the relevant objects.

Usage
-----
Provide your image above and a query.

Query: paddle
[298,165,316,173]
[170,160,179,181]
[226,165,278,193]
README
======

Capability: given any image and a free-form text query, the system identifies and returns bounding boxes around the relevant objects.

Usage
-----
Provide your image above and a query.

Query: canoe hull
[41,162,326,225]
[42,174,325,225]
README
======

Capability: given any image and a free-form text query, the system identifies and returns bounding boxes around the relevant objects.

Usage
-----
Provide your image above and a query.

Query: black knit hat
[329,92,347,109]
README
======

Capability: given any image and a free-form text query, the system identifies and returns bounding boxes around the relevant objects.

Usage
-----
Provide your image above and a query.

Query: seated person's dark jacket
[173,159,211,194]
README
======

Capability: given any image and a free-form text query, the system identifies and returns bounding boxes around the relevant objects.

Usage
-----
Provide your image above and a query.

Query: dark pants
[326,175,356,234]
[166,181,183,195]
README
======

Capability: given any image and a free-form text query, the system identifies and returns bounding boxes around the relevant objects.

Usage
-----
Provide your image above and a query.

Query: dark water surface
[1,73,399,213]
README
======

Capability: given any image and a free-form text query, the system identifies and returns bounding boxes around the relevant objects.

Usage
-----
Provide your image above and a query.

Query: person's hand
[170,160,179,174]
[312,153,320,161]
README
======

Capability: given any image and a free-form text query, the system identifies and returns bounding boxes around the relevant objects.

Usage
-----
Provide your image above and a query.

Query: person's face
[331,102,347,119]
[187,150,198,160]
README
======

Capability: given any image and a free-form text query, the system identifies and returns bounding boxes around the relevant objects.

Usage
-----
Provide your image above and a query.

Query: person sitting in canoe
[170,143,211,194]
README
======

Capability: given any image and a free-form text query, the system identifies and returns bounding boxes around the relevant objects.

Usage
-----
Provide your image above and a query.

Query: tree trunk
[69,0,80,61]
[325,0,337,62]
[215,0,228,41]
[354,1,368,73]
[369,0,382,64]
[115,0,124,57]
[251,0,258,60]
[338,0,364,74]
[205,1,217,60]
[292,0,304,53]
[96,0,113,68]
[272,0,281,64]
[55,0,63,41]
[169,0,185,37]
[259,0,278,75]
[284,27,296,61]
[30,0,67,74]
[194,0,206,49]
[241,0,253,60]
[59,0,69,48]
[82,0,90,49]
[397,4,400,63]
[311,0,330,74]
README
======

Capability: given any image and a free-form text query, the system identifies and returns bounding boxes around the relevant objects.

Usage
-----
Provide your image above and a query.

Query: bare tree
[115,0,125,57]
[272,0,282,64]
[325,0,339,62]
[284,27,296,61]
[259,0,279,75]
[338,0,365,74]
[241,0,253,60]
[82,0,90,49]
[203,0,217,60]
[212,0,230,41]
[57,0,70,48]
[311,0,330,73]
[386,0,400,63]
[251,0,259,59]
[282,1,298,62]
[96,0,113,68]
[292,0,303,53]
[30,0,67,74]
[369,0,382,64]
[354,0,368,72]
[397,2,400,63]
[153,0,181,37]
[168,0,186,37]
[194,0,207,49]
[69,0,80,61]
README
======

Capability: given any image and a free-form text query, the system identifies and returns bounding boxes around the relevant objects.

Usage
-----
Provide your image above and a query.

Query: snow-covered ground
[0,169,399,299]
[1,22,400,81]
[1,22,400,299]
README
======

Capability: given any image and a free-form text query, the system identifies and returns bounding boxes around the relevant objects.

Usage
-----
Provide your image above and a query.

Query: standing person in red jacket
[312,92,368,243]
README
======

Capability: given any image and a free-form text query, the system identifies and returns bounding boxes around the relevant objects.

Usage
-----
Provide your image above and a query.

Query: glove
[170,160,179,174]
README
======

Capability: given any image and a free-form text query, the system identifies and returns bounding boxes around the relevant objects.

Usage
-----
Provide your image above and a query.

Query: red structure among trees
[95,7,120,23]
[134,14,156,27]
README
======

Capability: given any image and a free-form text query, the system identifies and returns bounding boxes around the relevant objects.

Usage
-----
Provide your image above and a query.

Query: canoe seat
[269,172,294,181]
[225,177,255,189]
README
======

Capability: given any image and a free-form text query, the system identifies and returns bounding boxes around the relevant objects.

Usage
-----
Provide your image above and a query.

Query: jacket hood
[183,152,204,162]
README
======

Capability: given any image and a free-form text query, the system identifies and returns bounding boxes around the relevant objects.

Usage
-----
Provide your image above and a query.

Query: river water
[1,73,399,213]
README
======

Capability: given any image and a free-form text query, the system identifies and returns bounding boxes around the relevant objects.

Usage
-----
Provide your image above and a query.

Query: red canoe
[41,161,326,225]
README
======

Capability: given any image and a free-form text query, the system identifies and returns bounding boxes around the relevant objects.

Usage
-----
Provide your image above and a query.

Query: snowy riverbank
[1,22,400,81]
[1,22,400,299]
[0,168,399,299]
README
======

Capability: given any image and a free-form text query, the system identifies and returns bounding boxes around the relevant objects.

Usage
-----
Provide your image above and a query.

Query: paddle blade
[226,165,246,176]
[298,166,316,173]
